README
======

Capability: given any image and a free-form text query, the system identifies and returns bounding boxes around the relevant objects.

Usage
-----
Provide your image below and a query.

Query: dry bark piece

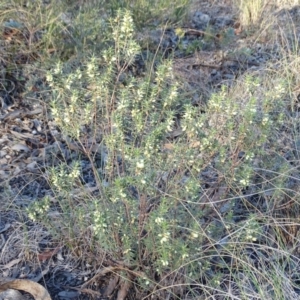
[103,275,119,297]
[0,279,51,300]
[117,276,134,300]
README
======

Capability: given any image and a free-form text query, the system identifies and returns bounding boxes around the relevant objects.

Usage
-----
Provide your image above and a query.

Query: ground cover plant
[1,0,300,299]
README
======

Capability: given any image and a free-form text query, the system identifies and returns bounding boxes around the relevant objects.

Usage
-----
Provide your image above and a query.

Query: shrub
[26,8,298,299]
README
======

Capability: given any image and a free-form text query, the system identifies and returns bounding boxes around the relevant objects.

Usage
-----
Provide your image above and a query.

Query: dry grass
[1,1,300,299]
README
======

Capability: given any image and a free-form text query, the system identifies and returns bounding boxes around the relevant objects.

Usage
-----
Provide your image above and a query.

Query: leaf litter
[1,0,300,299]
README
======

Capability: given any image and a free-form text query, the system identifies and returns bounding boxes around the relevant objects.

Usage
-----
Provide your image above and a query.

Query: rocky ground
[1,0,300,299]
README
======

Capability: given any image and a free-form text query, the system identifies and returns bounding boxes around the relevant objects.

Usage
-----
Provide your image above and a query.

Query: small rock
[60,12,72,25]
[11,143,30,153]
[223,73,235,80]
[214,16,233,29]
[141,29,178,51]
[58,290,79,299]
[4,20,24,29]
[0,289,23,300]
[209,71,222,84]
[26,161,37,171]
[192,12,211,30]
[222,60,239,71]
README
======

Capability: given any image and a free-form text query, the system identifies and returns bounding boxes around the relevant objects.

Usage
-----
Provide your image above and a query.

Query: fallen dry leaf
[162,143,175,151]
[37,246,60,262]
[2,258,21,270]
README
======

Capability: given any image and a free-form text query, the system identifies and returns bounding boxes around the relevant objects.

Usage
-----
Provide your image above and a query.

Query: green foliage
[24,6,300,300]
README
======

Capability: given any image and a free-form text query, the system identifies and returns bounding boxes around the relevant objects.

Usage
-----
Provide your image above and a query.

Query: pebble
[192,11,211,30]
[223,73,235,80]
[214,16,233,28]
[58,291,79,299]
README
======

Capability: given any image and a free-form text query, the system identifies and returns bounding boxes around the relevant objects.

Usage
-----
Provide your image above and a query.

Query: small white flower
[46,73,54,83]
[161,259,168,266]
[54,62,62,74]
[136,160,144,169]
[191,232,199,239]
[155,217,163,224]
[120,191,126,198]
[69,168,80,179]
[123,248,131,254]
[182,253,189,259]
[240,179,249,186]
[158,232,170,244]
[262,116,269,126]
